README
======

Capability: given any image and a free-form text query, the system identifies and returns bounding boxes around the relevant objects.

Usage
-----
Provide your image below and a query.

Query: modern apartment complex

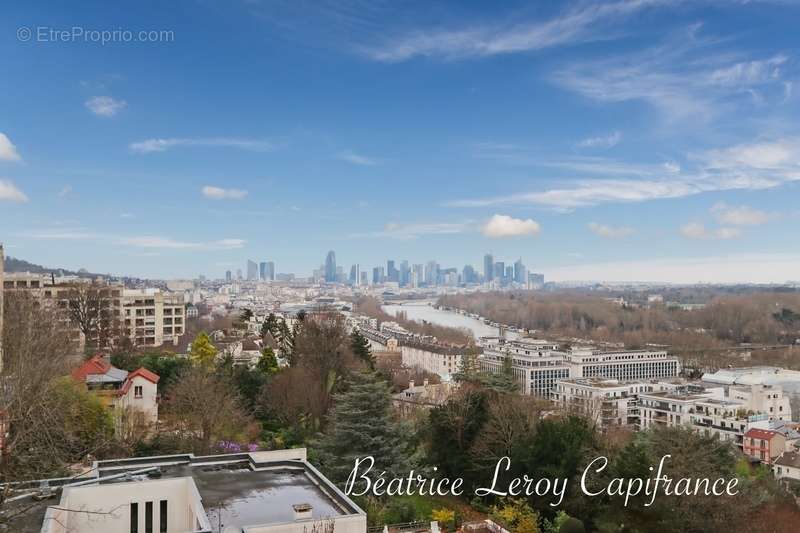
[122,289,186,347]
[479,338,681,397]
[1,273,185,349]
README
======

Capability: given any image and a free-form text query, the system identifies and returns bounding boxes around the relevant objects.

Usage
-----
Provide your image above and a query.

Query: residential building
[479,338,680,398]
[393,379,455,417]
[743,428,786,464]
[72,355,160,430]
[773,451,800,485]
[552,378,680,428]
[122,289,186,347]
[9,449,367,533]
[2,272,123,351]
[638,383,793,449]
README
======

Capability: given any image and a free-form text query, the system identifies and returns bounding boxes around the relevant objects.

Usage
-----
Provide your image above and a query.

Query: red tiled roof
[119,367,160,395]
[71,355,111,381]
[745,428,779,440]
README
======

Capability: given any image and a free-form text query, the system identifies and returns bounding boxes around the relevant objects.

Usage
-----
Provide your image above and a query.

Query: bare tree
[64,282,121,352]
[0,292,81,482]
[166,366,253,454]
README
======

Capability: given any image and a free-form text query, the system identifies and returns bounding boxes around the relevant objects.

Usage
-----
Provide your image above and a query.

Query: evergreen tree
[481,349,520,393]
[189,331,218,368]
[256,346,279,375]
[315,371,408,485]
[350,330,374,369]
[261,312,279,338]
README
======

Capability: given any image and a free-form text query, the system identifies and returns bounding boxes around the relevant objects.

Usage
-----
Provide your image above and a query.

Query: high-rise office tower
[359,271,368,286]
[247,260,258,280]
[494,261,504,281]
[462,264,476,284]
[424,261,439,286]
[259,262,267,280]
[372,266,385,284]
[225,270,232,282]
[400,260,410,287]
[484,253,494,282]
[266,261,275,281]
[324,251,337,283]
[514,258,526,284]
[236,269,243,280]
[387,260,399,283]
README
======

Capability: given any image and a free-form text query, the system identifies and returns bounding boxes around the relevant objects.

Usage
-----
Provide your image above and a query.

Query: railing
[368,521,429,533]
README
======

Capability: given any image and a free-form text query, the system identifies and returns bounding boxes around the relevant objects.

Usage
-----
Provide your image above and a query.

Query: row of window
[130,500,167,533]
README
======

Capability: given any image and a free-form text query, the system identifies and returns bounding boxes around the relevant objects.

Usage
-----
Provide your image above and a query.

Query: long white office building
[479,338,681,397]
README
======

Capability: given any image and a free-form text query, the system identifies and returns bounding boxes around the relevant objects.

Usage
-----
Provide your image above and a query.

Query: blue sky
[2,0,800,282]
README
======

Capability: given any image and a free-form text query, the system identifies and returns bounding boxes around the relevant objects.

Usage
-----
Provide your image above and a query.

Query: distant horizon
[3,246,799,286]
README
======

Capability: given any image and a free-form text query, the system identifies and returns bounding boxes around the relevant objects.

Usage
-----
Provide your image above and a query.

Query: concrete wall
[43,477,205,533]
[243,514,367,533]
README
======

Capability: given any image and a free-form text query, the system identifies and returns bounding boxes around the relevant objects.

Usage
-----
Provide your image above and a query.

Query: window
[145,501,153,533]
[134,385,143,399]
[160,500,168,532]
[130,503,139,533]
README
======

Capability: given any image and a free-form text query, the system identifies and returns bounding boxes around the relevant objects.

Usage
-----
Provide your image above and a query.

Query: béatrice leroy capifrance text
[344,455,740,507]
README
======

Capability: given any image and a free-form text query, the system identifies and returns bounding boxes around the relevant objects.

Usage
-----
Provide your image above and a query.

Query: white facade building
[9,449,367,533]
[479,338,681,398]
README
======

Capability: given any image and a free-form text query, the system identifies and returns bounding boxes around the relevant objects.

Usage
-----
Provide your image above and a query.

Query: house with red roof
[743,428,786,464]
[72,355,160,431]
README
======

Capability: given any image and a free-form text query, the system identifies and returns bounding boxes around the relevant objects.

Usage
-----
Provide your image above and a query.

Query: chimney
[423,379,429,386]
[408,380,415,389]
[293,503,313,521]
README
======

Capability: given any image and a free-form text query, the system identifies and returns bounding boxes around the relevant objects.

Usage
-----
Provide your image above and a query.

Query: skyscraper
[400,260,410,287]
[259,262,268,280]
[514,258,526,284]
[494,262,505,282]
[225,270,232,282]
[484,253,494,282]
[387,260,398,283]
[372,266,384,284]
[349,264,359,285]
[247,260,258,281]
[324,251,337,283]
[266,261,275,281]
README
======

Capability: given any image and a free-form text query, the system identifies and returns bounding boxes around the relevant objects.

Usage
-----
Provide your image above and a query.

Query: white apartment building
[479,338,681,398]
[123,289,186,347]
[564,347,680,381]
[400,342,462,379]
[638,383,792,449]
[552,378,681,428]
[480,338,568,396]
[7,449,367,533]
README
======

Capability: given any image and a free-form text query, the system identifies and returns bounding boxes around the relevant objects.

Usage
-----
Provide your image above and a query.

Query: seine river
[381,300,517,340]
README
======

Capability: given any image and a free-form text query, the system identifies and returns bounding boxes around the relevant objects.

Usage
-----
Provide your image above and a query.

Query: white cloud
[85,96,127,117]
[710,203,772,226]
[0,133,22,161]
[577,131,621,149]
[663,161,681,173]
[337,151,379,166]
[363,0,666,62]
[449,137,800,210]
[482,214,541,238]
[201,186,249,200]
[587,222,634,238]
[130,137,276,154]
[119,236,246,250]
[552,26,792,121]
[25,228,246,250]
[0,179,28,202]
[680,222,740,240]
[350,221,468,239]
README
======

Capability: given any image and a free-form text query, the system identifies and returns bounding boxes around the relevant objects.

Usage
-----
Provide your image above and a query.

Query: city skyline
[2,1,800,282]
